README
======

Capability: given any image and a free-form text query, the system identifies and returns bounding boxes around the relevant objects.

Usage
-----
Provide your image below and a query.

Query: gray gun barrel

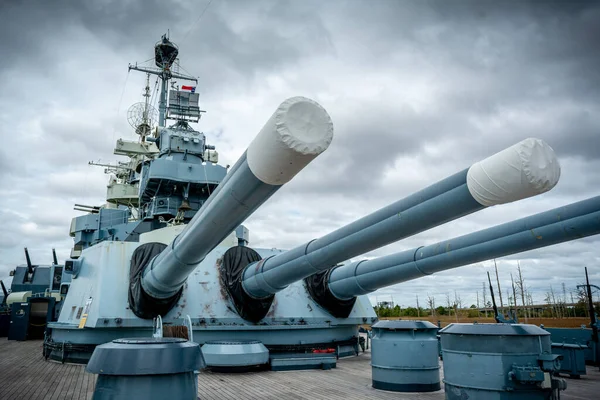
[242,138,561,299]
[328,195,600,300]
[24,247,33,273]
[0,280,7,305]
[141,97,333,299]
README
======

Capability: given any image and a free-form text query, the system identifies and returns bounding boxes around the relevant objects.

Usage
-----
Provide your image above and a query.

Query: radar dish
[127,102,159,137]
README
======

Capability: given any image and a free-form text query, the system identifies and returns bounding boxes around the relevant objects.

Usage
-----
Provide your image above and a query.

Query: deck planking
[1,338,599,399]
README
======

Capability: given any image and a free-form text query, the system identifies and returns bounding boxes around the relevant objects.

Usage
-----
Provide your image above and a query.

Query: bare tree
[456,290,464,309]
[545,291,554,318]
[446,292,452,317]
[576,287,590,318]
[416,294,421,318]
[549,286,561,318]
[453,290,461,322]
[546,286,561,318]
[427,294,436,317]
[511,273,519,321]
[482,282,488,317]
[516,262,528,322]
[494,259,504,313]
[527,293,535,318]
[562,282,568,318]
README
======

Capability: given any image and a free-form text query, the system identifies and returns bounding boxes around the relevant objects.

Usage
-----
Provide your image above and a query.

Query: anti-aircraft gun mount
[2,248,71,340]
[6,248,69,303]
[44,36,600,367]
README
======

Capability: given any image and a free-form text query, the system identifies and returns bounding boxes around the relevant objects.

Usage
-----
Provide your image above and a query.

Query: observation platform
[1,338,599,399]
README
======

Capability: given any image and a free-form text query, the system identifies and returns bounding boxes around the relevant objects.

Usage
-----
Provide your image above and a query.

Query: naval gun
[326,195,600,307]
[135,136,562,323]
[235,138,562,320]
[129,96,335,318]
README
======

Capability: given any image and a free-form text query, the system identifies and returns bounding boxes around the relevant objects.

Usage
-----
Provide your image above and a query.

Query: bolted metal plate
[202,340,269,367]
[372,320,438,331]
[205,340,262,345]
[113,337,186,345]
[440,323,550,336]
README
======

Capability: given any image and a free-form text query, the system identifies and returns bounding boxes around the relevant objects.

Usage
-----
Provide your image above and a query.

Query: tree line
[373,260,598,320]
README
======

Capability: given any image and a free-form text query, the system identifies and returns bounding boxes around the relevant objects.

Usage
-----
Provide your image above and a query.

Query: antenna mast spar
[128,34,197,127]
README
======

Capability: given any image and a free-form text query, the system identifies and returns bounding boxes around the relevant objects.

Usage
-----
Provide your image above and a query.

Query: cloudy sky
[1,0,599,309]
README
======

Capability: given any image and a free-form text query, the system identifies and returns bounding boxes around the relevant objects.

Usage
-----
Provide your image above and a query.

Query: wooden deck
[1,338,599,399]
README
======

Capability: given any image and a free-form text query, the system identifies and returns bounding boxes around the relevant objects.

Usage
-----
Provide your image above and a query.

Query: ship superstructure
[69,34,227,258]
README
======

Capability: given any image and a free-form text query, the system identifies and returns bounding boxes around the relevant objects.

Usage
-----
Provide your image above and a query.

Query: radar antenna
[127,74,158,140]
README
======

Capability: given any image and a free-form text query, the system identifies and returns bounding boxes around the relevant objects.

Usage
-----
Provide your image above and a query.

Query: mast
[128,34,197,127]
[584,267,599,367]
[140,74,151,140]
[159,77,167,127]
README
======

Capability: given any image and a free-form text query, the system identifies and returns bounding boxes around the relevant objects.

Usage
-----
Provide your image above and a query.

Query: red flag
[181,85,196,93]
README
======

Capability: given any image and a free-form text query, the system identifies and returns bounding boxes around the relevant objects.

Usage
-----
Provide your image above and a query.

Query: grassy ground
[377,316,592,328]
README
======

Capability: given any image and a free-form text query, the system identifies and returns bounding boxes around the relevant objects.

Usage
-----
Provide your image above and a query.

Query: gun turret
[324,195,600,314]
[129,97,334,317]
[240,138,560,307]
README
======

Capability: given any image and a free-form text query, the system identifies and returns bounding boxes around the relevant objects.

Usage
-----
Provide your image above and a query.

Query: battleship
[1,34,599,400]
